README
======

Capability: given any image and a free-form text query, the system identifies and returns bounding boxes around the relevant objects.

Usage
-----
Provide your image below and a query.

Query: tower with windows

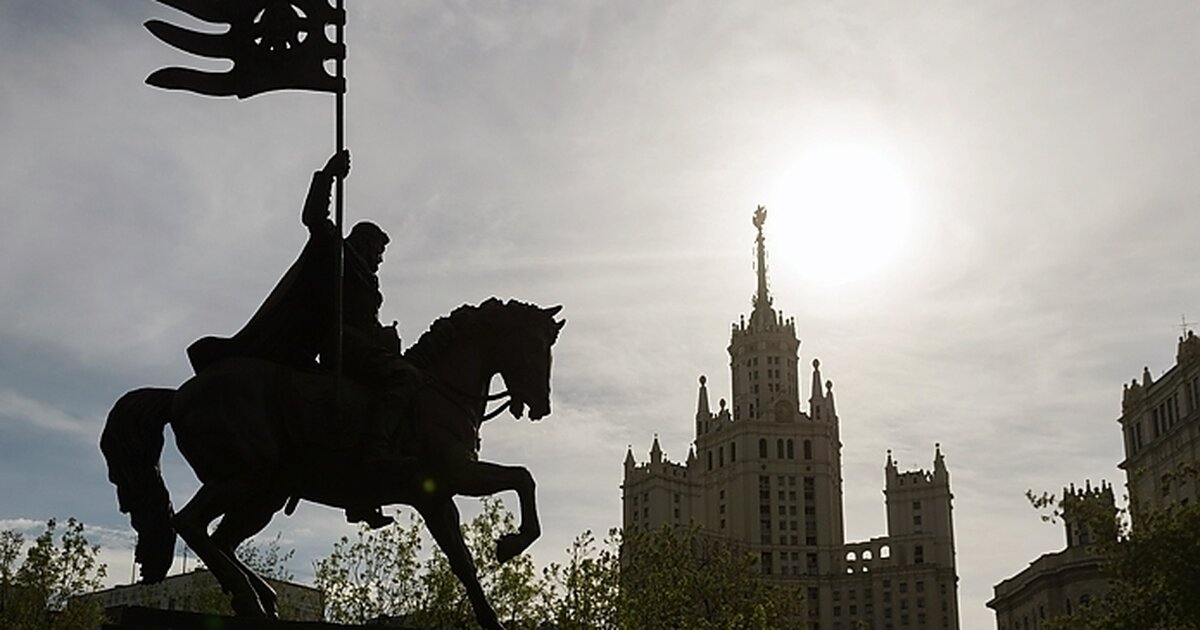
[623,207,961,630]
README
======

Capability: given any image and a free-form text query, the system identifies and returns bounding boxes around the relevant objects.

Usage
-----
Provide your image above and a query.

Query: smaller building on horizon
[81,568,323,622]
[986,482,1115,630]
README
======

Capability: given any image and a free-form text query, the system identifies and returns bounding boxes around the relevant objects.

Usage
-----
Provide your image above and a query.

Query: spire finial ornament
[751,205,773,318]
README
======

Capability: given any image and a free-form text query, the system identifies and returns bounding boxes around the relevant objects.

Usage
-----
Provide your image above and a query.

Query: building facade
[83,568,323,621]
[1118,329,1200,516]
[622,207,961,630]
[988,330,1200,628]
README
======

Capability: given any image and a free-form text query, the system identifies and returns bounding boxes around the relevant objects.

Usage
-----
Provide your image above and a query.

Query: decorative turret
[697,375,712,416]
[810,358,824,417]
[624,445,635,472]
[809,359,840,423]
[696,374,711,432]
[1061,480,1116,548]
[1178,329,1199,365]
[650,435,663,464]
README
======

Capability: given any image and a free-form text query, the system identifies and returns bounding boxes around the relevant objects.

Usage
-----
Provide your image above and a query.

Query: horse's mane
[404,298,549,369]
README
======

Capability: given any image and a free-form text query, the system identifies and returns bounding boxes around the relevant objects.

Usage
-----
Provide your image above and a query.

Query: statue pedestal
[103,605,417,629]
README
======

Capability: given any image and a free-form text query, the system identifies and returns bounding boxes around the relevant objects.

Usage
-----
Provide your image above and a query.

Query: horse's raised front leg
[417,498,503,630]
[448,461,540,564]
[172,482,268,617]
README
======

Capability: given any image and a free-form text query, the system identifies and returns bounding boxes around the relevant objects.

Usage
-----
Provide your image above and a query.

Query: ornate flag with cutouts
[145,0,345,99]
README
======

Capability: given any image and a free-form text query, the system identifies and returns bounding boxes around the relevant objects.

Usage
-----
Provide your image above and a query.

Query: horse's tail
[99,387,177,583]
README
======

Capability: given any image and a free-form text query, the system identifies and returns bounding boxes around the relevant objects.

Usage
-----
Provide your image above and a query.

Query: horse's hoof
[476,610,505,630]
[496,533,527,564]
[231,594,268,617]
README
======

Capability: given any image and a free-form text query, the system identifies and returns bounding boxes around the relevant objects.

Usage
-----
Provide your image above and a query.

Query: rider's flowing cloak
[187,177,340,375]
[188,232,337,375]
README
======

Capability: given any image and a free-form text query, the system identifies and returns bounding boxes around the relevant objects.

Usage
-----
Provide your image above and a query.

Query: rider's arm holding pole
[303,150,350,237]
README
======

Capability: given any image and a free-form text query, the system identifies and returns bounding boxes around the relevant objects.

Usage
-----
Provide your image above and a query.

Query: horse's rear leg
[418,499,503,630]
[211,495,288,618]
[173,482,269,617]
[450,461,540,564]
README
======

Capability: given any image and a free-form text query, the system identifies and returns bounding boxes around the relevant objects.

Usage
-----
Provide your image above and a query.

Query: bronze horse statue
[101,298,564,629]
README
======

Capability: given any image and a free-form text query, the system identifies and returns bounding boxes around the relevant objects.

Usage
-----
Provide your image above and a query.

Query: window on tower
[787,439,795,459]
[759,439,768,458]
[804,439,813,460]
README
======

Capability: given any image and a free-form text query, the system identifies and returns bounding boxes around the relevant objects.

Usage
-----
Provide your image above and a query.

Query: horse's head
[405,299,565,423]
[492,301,565,421]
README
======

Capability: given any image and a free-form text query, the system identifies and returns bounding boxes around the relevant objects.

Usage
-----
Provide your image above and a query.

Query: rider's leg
[342,333,421,529]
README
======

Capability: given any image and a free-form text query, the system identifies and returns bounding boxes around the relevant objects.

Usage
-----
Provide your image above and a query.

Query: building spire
[696,375,711,417]
[810,358,824,405]
[751,205,773,322]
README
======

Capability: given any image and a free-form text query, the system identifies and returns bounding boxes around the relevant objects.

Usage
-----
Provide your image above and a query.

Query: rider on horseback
[187,150,419,529]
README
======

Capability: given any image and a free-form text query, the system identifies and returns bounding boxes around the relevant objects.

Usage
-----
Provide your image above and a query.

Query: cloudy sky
[3,2,1200,627]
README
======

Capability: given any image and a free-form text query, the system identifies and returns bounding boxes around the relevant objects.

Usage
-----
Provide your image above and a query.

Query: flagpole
[334,0,346,414]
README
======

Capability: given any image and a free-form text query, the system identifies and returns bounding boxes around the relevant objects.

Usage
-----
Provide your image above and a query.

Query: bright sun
[763,143,916,288]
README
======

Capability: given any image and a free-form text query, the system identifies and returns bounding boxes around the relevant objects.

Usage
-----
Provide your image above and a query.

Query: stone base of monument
[103,605,417,629]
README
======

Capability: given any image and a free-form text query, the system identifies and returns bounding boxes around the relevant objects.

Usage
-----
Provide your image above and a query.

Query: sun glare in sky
[764,143,916,288]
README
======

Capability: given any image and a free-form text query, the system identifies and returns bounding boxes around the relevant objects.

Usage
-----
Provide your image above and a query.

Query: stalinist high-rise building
[622,207,961,630]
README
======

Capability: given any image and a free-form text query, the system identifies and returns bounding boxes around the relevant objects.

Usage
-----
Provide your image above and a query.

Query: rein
[425,374,512,423]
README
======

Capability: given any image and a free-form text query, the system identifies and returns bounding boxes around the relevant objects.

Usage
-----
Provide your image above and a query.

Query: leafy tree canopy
[0,518,107,630]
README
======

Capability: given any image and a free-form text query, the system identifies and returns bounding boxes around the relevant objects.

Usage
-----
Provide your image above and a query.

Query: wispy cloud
[0,390,96,439]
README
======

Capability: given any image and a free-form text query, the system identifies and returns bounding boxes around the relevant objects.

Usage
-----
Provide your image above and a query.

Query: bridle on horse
[424,374,514,424]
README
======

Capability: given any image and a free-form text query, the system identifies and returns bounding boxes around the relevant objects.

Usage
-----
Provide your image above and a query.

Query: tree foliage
[314,506,803,629]
[0,518,107,630]
[618,524,804,630]
[314,511,424,624]
[409,498,545,629]
[315,497,547,628]
[539,528,620,629]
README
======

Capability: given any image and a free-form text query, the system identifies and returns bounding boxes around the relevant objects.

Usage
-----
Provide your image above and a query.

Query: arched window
[759,439,768,458]
[707,451,713,471]
[880,544,891,559]
[718,446,724,467]
[862,550,873,561]
[804,439,813,460]
[776,439,784,459]
[787,439,795,459]
[845,551,857,562]
[730,442,737,462]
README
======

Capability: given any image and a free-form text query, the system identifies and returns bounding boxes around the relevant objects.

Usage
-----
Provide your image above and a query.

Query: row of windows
[1127,374,1199,456]
[743,355,788,367]
[706,438,816,471]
